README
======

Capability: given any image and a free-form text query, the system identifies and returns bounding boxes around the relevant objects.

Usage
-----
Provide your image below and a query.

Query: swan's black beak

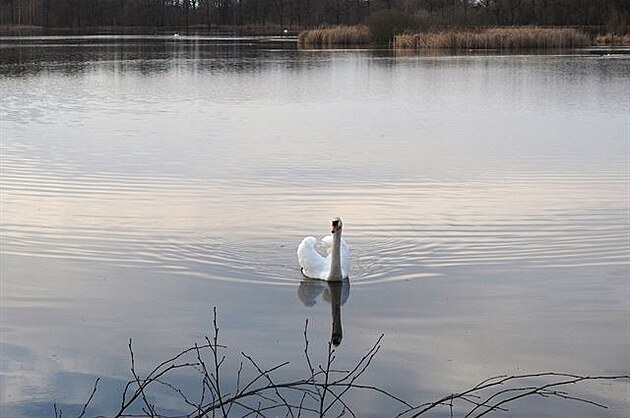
[331,220,340,234]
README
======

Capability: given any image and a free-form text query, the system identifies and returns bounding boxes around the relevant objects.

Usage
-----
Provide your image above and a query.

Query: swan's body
[297,218,351,281]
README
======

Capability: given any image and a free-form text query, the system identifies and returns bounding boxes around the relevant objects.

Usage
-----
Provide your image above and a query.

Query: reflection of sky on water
[4,259,627,416]
[1,37,629,417]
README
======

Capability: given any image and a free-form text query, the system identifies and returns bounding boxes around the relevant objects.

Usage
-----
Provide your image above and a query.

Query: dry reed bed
[298,25,371,47]
[394,27,591,50]
[595,33,630,45]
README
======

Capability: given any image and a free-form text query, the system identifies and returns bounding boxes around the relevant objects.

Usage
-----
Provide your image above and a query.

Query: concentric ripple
[3,45,628,289]
[3,142,628,287]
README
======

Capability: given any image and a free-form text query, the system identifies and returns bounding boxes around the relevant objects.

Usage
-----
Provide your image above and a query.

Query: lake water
[1,35,629,417]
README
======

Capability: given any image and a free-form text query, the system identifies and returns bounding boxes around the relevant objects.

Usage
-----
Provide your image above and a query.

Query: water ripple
[3,135,628,287]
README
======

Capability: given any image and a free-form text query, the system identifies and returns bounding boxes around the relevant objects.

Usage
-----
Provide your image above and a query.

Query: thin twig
[318,340,335,417]
[128,339,157,417]
[241,352,295,418]
[472,374,628,418]
[210,307,228,418]
[77,378,100,418]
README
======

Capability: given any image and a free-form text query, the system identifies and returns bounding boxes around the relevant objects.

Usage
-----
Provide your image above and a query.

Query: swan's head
[331,217,343,234]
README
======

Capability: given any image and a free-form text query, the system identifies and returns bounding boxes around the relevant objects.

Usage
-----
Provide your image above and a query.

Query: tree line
[1,0,628,32]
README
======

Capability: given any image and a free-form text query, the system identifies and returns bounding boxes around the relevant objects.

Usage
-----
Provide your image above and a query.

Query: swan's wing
[321,234,333,255]
[341,238,352,278]
[297,236,330,280]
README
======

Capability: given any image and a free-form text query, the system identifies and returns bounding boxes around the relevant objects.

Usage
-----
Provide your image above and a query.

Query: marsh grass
[595,33,630,45]
[394,26,591,50]
[298,25,371,48]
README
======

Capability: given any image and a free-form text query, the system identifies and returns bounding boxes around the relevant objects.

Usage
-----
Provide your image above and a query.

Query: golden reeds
[298,25,371,48]
[595,33,630,46]
[393,27,591,50]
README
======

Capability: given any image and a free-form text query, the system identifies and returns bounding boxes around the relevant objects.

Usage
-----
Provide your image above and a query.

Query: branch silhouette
[58,309,629,418]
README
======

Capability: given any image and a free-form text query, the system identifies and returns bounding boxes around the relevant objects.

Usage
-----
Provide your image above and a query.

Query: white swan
[297,218,351,281]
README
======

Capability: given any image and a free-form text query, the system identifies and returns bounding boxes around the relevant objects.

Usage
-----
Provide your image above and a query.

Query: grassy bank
[394,27,591,50]
[297,25,370,48]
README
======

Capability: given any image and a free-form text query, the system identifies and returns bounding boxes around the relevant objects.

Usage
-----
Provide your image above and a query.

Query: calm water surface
[1,36,629,417]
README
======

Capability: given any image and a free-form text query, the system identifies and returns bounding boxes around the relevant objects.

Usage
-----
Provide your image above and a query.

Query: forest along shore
[2,23,628,51]
[1,0,627,40]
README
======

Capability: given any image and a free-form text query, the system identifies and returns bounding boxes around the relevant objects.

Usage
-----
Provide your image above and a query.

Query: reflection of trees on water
[0,37,331,77]
[298,278,349,346]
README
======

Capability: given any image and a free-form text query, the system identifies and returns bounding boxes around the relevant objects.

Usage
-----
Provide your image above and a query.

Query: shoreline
[0,24,300,37]
[2,24,629,49]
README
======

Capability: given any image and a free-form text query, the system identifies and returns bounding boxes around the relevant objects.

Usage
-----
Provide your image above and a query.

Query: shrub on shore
[394,26,591,50]
[365,9,418,43]
[297,25,371,48]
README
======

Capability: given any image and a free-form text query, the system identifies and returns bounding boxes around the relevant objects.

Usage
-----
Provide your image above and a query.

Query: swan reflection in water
[297,278,350,346]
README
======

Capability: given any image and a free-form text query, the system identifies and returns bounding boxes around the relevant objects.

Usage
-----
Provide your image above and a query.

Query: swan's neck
[327,230,343,281]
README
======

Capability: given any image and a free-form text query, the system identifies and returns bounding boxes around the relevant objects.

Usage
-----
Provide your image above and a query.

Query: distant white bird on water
[297,218,351,281]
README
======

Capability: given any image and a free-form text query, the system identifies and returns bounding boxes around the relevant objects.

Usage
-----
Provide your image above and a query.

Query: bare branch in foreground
[401,372,630,418]
[78,378,100,418]
[61,309,629,418]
